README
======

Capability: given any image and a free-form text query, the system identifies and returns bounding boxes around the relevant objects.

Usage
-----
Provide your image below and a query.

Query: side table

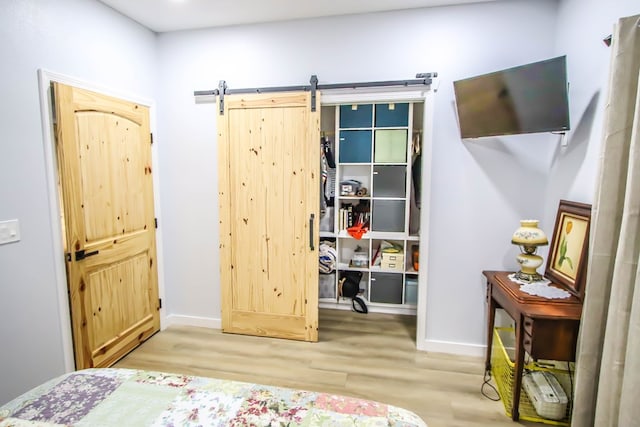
[483,270,582,421]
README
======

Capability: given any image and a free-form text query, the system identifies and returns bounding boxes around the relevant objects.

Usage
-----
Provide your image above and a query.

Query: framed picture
[544,200,592,299]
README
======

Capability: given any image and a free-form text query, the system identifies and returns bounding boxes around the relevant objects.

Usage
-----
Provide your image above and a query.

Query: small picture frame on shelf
[544,200,592,300]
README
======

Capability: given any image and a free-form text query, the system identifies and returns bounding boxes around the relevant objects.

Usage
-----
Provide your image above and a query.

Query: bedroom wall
[155,0,562,353]
[542,0,640,225]
[0,0,156,404]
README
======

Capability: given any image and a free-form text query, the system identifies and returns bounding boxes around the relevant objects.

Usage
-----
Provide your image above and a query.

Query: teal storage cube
[375,103,409,127]
[339,130,372,163]
[405,277,418,304]
[374,130,407,163]
[340,104,373,128]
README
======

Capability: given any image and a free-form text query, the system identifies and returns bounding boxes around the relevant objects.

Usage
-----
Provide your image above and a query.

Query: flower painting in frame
[544,200,592,300]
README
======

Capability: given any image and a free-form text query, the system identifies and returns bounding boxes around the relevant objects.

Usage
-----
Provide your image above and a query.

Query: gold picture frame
[544,200,592,300]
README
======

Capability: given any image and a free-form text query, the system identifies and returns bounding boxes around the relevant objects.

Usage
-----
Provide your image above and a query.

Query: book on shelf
[338,202,372,232]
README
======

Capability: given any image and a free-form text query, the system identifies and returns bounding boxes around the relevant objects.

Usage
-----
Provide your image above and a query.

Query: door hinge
[155,218,158,229]
[158,298,162,309]
[150,132,154,145]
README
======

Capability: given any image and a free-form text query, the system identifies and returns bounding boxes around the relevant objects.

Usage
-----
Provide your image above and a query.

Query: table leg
[485,282,496,371]
[512,316,525,421]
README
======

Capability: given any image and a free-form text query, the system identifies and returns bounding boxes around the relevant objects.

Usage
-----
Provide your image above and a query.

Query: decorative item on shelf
[350,248,368,268]
[340,180,361,196]
[412,245,419,271]
[347,220,369,240]
[511,219,548,283]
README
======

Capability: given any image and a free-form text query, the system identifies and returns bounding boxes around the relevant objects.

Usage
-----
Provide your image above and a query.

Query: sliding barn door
[218,92,320,341]
[54,83,160,369]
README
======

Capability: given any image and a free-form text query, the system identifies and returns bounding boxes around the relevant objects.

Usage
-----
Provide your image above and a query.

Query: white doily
[508,274,571,299]
[508,274,550,286]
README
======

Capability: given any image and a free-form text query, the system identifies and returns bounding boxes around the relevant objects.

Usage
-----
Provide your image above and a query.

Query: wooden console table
[483,271,583,421]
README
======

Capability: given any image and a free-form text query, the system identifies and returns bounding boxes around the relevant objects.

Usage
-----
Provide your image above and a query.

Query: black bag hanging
[338,271,368,314]
[351,296,368,314]
[322,137,336,168]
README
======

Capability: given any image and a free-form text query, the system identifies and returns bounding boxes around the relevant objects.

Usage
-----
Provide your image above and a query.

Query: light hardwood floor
[115,309,537,426]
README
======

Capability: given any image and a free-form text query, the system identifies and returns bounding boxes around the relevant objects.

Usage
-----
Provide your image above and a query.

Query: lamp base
[513,270,544,283]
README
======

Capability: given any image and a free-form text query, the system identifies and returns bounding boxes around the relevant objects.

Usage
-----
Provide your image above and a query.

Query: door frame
[37,69,166,372]
[320,87,434,351]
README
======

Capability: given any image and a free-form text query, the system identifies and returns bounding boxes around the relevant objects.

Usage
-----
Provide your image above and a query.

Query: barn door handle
[309,214,315,251]
[75,249,99,261]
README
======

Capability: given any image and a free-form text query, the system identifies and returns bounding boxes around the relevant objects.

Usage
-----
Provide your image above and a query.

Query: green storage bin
[374,129,407,163]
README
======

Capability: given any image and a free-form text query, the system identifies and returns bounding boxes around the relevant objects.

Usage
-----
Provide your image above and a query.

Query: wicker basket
[491,327,574,425]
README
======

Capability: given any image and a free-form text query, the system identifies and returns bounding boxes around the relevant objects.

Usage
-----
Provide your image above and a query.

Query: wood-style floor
[115,309,538,426]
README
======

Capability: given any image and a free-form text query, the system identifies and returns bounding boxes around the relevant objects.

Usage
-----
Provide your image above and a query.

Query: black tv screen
[453,56,570,138]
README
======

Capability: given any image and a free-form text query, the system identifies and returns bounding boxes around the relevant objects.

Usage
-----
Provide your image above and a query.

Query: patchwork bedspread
[0,368,426,426]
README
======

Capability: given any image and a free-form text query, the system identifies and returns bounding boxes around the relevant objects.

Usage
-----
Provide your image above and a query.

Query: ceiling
[98,0,494,33]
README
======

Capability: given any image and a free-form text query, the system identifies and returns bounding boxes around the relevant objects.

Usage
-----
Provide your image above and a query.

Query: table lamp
[511,219,548,283]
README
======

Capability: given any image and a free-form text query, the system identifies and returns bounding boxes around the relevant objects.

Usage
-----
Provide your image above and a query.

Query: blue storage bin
[340,104,373,128]
[375,103,409,127]
[339,130,372,163]
[405,277,418,304]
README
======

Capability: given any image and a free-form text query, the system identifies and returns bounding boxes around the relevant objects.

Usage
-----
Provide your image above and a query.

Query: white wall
[543,0,640,226]
[0,0,156,404]
[155,0,562,352]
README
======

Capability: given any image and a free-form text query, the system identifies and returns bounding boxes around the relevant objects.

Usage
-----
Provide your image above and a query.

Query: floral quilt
[0,368,426,426]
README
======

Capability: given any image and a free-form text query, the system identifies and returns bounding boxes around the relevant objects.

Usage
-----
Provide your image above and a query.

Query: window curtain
[571,14,640,427]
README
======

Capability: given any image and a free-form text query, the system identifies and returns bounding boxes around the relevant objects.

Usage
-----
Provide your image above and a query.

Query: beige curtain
[572,14,640,427]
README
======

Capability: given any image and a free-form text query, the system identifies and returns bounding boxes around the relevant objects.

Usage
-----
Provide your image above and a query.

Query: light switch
[0,219,20,245]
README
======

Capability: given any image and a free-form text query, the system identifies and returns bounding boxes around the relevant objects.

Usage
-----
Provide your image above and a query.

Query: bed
[0,368,426,426]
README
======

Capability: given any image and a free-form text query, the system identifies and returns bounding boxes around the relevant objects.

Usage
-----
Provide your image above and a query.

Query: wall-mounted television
[453,56,570,139]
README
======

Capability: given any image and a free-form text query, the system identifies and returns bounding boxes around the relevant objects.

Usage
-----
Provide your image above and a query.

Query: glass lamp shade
[512,219,548,247]
[512,220,548,282]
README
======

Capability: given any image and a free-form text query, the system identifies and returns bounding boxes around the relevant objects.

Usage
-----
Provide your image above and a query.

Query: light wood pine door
[54,83,160,369]
[218,92,320,341]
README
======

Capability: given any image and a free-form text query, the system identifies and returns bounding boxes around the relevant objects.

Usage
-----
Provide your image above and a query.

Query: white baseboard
[164,314,221,330]
[418,338,486,358]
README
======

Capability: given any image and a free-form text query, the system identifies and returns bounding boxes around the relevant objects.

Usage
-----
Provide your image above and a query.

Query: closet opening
[318,89,433,349]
